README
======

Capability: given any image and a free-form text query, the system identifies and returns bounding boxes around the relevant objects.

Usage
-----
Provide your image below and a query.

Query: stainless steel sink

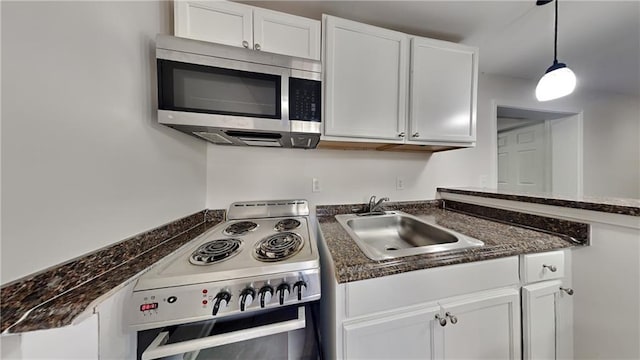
[335,211,484,260]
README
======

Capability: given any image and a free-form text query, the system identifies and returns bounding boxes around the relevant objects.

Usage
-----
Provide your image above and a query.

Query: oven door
[137,306,318,360]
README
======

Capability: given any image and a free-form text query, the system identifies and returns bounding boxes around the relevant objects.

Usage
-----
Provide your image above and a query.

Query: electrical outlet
[396,176,405,190]
[312,178,321,192]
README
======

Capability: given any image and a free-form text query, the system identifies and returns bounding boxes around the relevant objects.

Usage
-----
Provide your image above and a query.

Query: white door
[343,306,439,360]
[174,1,253,49]
[409,37,477,143]
[323,15,408,142]
[253,8,320,60]
[498,122,548,192]
[438,289,521,359]
[522,281,562,360]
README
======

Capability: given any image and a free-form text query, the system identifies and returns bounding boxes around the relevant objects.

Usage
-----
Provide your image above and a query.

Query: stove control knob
[276,283,290,305]
[212,291,231,316]
[239,288,256,311]
[293,281,307,301]
[258,285,274,308]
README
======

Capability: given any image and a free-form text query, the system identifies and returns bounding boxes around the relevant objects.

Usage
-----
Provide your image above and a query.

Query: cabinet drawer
[521,251,565,283]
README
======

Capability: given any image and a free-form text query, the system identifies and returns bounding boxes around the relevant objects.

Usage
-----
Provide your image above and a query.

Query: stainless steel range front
[131,200,320,360]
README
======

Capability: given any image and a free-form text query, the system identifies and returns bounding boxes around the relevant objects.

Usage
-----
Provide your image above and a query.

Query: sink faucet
[368,196,389,213]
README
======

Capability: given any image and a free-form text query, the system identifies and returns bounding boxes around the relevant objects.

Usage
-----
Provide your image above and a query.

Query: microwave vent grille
[193,132,233,144]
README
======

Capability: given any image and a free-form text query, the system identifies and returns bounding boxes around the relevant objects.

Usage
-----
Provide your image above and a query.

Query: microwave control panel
[289,78,321,122]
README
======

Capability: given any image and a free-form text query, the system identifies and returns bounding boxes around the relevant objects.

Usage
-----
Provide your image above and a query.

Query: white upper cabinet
[253,8,320,60]
[174,1,253,48]
[322,15,478,150]
[323,15,408,142]
[409,37,478,144]
[174,1,321,60]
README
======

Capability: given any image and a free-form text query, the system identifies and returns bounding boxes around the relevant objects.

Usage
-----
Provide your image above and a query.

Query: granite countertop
[438,187,640,217]
[317,201,578,283]
[1,209,225,334]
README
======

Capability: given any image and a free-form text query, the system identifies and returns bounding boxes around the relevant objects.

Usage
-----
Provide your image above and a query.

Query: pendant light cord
[554,0,558,64]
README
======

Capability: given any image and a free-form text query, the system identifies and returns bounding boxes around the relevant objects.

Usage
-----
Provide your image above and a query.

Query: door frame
[490,100,584,196]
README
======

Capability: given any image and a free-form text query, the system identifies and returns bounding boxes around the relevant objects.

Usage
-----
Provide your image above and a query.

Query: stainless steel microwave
[156,35,322,149]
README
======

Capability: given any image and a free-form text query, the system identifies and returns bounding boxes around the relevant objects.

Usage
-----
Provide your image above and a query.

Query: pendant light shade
[535,61,576,101]
[535,0,576,101]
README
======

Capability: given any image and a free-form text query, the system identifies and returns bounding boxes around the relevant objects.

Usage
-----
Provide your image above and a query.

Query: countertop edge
[438,187,640,217]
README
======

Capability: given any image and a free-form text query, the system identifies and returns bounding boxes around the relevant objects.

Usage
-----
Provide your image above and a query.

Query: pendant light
[535,0,576,101]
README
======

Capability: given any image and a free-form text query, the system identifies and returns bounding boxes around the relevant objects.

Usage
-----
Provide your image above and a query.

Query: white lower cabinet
[520,251,573,360]
[343,305,440,359]
[341,288,520,360]
[523,281,561,360]
[319,247,574,360]
[440,289,520,359]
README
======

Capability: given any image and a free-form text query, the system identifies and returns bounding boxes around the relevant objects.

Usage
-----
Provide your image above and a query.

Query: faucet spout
[368,195,389,213]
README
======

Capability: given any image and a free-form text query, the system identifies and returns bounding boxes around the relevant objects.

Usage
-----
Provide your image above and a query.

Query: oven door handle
[141,307,306,360]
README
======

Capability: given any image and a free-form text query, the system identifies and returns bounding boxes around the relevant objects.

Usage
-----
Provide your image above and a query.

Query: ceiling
[239,1,640,97]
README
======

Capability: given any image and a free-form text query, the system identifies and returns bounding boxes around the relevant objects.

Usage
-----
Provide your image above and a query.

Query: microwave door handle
[141,307,306,360]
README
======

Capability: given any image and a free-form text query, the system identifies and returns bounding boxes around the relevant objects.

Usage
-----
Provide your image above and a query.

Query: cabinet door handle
[412,132,420,138]
[445,312,458,325]
[398,132,405,138]
[254,43,261,51]
[560,287,574,295]
[435,314,447,327]
[543,264,557,272]
[242,40,249,48]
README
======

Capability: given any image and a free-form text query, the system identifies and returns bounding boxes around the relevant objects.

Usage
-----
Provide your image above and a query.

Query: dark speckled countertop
[317,201,579,283]
[438,187,640,216]
[1,209,225,334]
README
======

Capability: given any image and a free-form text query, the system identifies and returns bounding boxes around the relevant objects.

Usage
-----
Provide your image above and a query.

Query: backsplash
[443,200,590,244]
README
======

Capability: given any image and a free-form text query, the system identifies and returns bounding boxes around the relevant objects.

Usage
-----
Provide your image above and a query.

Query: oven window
[158,59,281,119]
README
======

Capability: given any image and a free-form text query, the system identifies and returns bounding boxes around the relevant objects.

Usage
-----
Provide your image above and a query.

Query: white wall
[1,1,207,284]
[482,74,640,199]
[207,73,640,208]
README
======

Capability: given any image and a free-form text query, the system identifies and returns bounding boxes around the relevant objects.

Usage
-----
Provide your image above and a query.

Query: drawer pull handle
[445,312,458,325]
[560,287,574,295]
[435,314,447,327]
[543,264,557,272]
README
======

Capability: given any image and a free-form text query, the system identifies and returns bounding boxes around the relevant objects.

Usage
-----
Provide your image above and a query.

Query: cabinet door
[253,8,320,60]
[439,288,520,359]
[522,280,564,360]
[323,15,408,142]
[343,306,439,360]
[409,37,477,144]
[174,1,253,49]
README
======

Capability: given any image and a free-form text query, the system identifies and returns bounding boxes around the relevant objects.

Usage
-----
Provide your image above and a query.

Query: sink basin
[335,211,484,260]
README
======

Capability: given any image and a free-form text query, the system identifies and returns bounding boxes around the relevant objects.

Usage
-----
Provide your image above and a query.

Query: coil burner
[190,239,242,265]
[223,221,258,236]
[254,232,303,262]
[274,218,302,232]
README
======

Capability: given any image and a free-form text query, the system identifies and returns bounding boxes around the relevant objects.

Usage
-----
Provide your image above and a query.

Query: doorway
[496,106,583,196]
